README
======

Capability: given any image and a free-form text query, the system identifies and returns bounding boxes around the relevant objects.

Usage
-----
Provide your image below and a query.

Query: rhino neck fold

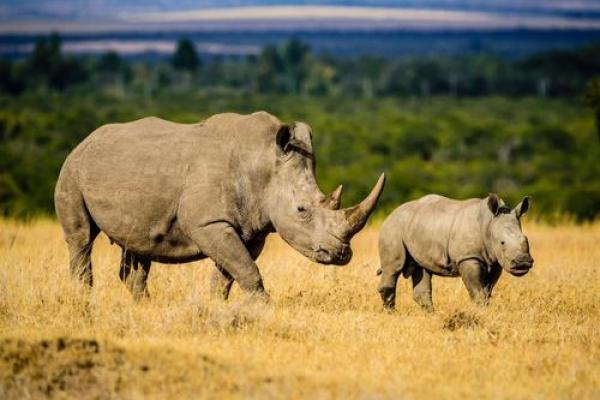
[479,200,497,266]
[229,155,274,243]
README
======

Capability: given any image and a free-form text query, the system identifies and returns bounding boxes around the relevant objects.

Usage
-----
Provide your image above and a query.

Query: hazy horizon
[2,1,600,33]
[2,1,600,59]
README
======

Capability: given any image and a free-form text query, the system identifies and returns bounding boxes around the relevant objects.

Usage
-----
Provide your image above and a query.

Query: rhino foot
[414,298,434,312]
[244,289,270,304]
[378,287,396,311]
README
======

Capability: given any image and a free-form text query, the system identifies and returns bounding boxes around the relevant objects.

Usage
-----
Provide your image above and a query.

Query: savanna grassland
[2,33,600,399]
[0,219,598,399]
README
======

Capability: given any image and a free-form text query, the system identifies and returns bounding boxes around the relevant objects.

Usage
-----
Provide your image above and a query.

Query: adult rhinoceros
[55,111,385,300]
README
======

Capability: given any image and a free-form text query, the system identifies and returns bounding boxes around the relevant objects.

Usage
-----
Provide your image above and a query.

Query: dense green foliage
[585,77,600,141]
[1,90,598,220]
[1,35,599,220]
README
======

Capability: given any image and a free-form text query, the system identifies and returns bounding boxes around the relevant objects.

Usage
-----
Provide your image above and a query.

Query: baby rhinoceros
[377,193,533,311]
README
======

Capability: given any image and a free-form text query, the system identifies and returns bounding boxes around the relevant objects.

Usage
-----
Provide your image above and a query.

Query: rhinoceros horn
[320,185,343,210]
[336,173,386,240]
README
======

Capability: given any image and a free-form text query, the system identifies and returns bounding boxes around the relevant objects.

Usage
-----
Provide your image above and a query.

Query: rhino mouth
[509,262,532,277]
[313,244,352,266]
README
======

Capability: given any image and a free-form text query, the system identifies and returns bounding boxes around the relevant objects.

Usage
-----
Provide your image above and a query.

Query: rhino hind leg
[56,189,99,287]
[119,249,151,300]
[377,243,407,311]
[411,266,433,311]
[66,230,98,287]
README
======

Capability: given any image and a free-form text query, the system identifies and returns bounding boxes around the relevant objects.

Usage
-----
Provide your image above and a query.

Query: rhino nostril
[527,256,534,265]
[339,245,352,261]
[340,246,349,257]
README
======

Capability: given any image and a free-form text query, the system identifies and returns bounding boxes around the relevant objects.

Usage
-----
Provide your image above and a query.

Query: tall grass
[0,219,599,398]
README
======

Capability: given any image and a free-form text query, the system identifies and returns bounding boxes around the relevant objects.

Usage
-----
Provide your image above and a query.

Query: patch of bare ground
[0,336,356,399]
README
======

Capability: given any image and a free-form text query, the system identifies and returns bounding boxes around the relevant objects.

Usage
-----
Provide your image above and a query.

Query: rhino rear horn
[321,185,343,210]
[339,173,386,239]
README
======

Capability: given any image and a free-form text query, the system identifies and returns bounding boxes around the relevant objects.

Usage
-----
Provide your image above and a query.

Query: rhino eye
[297,205,311,219]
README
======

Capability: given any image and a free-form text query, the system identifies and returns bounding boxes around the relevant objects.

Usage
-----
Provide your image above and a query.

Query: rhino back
[396,195,483,274]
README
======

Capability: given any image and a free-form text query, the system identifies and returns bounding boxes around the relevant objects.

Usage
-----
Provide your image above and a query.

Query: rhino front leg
[411,266,433,311]
[192,222,267,300]
[210,234,267,301]
[209,265,234,300]
[458,259,488,306]
[483,263,502,301]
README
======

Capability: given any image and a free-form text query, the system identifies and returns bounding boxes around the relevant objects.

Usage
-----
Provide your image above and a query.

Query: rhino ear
[275,125,292,154]
[514,196,530,218]
[276,122,313,157]
[487,193,501,216]
[289,122,314,154]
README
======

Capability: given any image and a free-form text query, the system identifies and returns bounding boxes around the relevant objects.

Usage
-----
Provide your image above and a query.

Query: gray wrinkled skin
[378,193,533,310]
[55,112,385,300]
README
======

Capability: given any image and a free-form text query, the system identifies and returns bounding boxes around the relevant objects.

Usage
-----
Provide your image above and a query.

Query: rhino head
[486,194,534,277]
[266,122,385,265]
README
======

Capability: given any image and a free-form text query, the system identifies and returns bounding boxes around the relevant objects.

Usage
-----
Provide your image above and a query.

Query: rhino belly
[77,152,200,259]
[405,241,457,277]
[398,195,480,277]
[404,217,457,277]
[90,197,201,262]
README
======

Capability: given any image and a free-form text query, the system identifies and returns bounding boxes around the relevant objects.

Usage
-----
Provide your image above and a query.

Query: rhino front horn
[321,185,343,210]
[340,173,386,239]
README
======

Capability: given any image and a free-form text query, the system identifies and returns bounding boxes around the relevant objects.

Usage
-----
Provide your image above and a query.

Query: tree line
[1,34,600,99]
[0,34,599,221]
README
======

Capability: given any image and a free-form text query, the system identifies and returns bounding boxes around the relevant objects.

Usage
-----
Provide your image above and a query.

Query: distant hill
[2,29,600,60]
[2,1,600,59]
[2,1,600,22]
[2,1,600,28]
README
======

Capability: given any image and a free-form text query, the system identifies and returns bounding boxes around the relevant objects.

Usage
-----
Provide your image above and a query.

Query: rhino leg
[190,222,267,299]
[483,263,502,301]
[209,234,267,301]
[458,259,489,306]
[377,243,406,311]
[119,249,151,300]
[209,265,234,300]
[411,266,433,311]
[56,189,99,287]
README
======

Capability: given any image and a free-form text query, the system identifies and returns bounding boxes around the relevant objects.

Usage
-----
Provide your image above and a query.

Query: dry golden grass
[0,219,599,399]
